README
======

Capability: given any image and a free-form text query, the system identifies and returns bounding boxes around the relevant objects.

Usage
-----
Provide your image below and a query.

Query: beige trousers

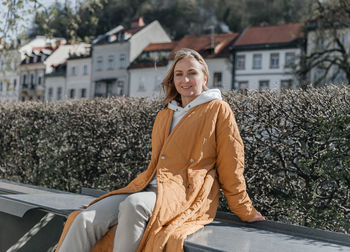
[58,186,157,252]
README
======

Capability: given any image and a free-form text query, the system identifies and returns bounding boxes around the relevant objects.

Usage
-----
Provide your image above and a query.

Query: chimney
[131,17,145,28]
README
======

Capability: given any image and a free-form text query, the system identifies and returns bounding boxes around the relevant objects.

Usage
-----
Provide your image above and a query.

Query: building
[306,21,350,85]
[91,18,171,98]
[128,42,177,97]
[65,46,92,100]
[232,23,305,91]
[19,48,53,101]
[45,63,66,102]
[0,36,66,102]
[128,33,239,97]
[170,33,239,91]
[0,48,21,102]
[19,43,89,102]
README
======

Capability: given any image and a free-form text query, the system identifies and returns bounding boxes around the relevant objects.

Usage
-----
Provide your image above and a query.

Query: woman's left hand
[246,212,265,222]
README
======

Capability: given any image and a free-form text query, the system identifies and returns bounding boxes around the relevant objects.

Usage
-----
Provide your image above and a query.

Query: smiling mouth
[181,86,192,89]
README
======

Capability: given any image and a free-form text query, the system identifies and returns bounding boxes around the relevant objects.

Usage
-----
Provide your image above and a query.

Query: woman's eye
[175,73,182,76]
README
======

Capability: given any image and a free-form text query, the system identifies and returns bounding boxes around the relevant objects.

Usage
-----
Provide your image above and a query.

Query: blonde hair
[161,48,209,106]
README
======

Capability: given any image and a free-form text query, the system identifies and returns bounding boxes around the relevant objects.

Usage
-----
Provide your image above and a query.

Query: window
[270,53,279,69]
[238,81,249,90]
[0,81,2,92]
[280,79,293,90]
[81,88,87,98]
[259,80,269,90]
[252,54,262,69]
[30,74,34,85]
[236,55,245,70]
[48,87,53,101]
[13,79,17,89]
[38,76,42,85]
[119,54,126,69]
[213,72,222,88]
[83,65,88,75]
[22,75,27,85]
[69,89,75,99]
[108,55,115,70]
[57,87,62,100]
[285,52,295,68]
[71,66,76,76]
[96,56,103,71]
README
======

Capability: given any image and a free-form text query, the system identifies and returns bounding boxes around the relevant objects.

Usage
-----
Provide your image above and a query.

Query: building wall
[19,63,46,101]
[129,65,168,98]
[206,58,233,91]
[66,57,91,100]
[45,75,66,102]
[234,48,301,90]
[91,21,171,98]
[91,42,130,97]
[45,44,89,74]
[0,50,21,102]
[307,28,350,84]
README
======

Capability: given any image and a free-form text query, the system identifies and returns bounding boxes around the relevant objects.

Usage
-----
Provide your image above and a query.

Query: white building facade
[306,24,350,85]
[234,48,301,90]
[45,64,66,102]
[66,55,91,100]
[232,23,305,91]
[91,19,171,98]
[0,49,21,102]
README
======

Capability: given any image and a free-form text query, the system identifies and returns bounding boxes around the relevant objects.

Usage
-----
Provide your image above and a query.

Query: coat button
[161,154,166,160]
[189,158,194,163]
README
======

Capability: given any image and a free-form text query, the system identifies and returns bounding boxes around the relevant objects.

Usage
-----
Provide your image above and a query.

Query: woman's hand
[246,212,265,222]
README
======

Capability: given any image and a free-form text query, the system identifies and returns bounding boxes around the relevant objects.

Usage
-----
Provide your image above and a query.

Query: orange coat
[56,100,258,252]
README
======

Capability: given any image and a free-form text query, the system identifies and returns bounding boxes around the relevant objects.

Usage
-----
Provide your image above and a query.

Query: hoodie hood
[168,89,222,133]
[168,88,222,112]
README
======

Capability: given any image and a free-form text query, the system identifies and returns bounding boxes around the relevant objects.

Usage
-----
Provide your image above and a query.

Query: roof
[128,42,177,69]
[144,42,178,52]
[234,23,305,47]
[95,25,146,45]
[169,33,239,59]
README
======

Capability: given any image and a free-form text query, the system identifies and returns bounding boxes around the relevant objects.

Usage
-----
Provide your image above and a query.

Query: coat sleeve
[215,102,258,221]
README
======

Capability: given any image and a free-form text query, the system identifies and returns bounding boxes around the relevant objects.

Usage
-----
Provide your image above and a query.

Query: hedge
[0,86,349,234]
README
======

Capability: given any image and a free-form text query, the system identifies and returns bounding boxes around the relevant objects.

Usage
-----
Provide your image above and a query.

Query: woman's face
[173,57,207,106]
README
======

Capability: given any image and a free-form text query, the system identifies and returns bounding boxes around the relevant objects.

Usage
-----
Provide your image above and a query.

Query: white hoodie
[148,89,222,187]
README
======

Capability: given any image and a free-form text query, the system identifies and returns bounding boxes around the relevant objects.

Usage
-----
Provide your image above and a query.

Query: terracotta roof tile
[234,23,305,46]
[169,33,239,59]
[144,42,178,52]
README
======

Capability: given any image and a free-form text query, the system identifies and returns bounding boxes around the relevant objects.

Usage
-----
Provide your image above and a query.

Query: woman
[56,48,264,252]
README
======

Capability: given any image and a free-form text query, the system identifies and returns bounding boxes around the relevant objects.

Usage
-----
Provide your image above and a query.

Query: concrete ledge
[0,180,349,252]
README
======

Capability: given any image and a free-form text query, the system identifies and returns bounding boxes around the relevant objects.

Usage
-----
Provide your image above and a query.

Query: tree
[28,0,106,43]
[298,0,350,87]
